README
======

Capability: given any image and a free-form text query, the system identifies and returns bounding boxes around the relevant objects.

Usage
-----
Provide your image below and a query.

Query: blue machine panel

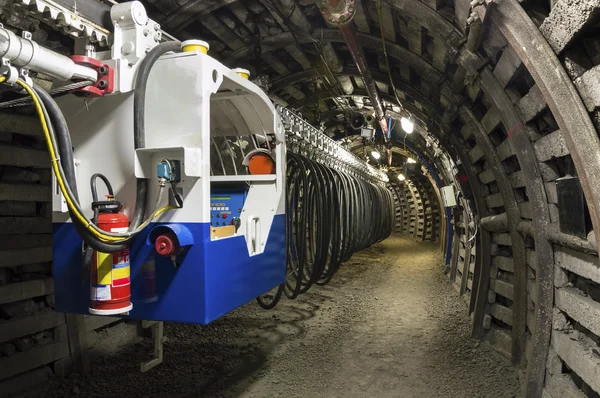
[210,190,246,228]
[53,187,286,324]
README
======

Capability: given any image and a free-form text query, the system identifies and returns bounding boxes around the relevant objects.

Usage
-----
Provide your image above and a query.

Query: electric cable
[0,78,174,251]
[0,40,181,249]
[376,0,405,114]
[257,151,394,309]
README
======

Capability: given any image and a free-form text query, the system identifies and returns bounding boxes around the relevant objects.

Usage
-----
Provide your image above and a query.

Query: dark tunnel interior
[0,0,600,397]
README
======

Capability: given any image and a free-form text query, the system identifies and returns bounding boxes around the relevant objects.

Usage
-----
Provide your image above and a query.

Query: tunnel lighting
[371,150,381,159]
[398,174,406,181]
[401,117,414,134]
[407,157,416,163]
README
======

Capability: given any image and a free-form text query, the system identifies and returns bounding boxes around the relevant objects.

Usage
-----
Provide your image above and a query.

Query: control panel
[210,191,246,230]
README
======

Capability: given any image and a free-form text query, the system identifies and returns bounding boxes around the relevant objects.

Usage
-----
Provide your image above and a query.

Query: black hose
[33,86,131,253]
[131,41,181,229]
[33,41,180,253]
[257,152,394,309]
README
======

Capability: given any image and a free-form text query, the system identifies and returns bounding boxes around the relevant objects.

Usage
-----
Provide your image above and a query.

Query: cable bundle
[257,152,394,308]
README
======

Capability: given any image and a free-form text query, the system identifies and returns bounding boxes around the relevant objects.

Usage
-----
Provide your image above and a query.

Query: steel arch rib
[491,0,600,250]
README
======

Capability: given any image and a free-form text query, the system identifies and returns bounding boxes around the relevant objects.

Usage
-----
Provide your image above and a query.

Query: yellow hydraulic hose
[1,77,175,242]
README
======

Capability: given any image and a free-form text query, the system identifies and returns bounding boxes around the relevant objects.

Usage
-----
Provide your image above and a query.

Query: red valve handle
[155,233,178,257]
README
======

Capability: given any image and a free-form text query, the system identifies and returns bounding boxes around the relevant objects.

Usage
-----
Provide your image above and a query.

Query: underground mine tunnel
[0,0,599,397]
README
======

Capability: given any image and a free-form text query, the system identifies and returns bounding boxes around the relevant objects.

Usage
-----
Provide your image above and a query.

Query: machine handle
[247,216,261,254]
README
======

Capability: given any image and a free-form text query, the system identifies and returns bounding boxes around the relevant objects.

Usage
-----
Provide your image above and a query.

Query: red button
[222,214,227,219]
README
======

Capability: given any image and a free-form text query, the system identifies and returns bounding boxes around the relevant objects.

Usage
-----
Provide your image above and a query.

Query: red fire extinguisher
[89,196,133,316]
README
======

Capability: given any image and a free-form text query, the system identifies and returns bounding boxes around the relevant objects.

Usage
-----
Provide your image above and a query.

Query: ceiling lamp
[407,157,416,163]
[371,150,381,159]
[398,173,406,181]
[401,117,414,134]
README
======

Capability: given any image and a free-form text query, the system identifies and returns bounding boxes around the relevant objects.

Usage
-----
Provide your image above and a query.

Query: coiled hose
[257,152,394,308]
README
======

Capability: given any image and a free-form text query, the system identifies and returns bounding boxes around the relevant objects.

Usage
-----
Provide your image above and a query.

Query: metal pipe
[0,28,97,82]
[338,25,388,133]
[317,1,388,137]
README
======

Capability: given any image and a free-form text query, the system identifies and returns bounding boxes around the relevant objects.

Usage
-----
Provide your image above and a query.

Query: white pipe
[0,28,97,82]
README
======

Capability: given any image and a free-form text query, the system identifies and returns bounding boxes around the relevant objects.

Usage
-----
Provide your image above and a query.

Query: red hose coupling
[316,0,356,26]
[70,56,114,97]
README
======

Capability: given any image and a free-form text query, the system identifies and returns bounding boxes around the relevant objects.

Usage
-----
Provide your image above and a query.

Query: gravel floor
[46,235,521,398]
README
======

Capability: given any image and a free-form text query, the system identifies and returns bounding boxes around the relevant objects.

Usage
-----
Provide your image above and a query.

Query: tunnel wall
[362,1,600,394]
[444,1,600,395]
[0,112,144,396]
[388,175,441,243]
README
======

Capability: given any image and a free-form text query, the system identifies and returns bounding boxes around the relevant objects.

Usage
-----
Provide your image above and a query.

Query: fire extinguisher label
[112,248,130,287]
[91,285,111,301]
[97,252,113,285]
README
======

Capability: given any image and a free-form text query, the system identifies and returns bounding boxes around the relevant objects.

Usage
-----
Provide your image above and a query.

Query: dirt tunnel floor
[47,235,520,398]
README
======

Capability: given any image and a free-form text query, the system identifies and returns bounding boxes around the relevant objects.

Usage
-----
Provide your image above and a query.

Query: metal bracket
[139,320,165,373]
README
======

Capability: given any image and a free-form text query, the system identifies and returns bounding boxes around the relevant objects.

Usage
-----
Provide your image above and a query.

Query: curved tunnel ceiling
[136,1,600,397]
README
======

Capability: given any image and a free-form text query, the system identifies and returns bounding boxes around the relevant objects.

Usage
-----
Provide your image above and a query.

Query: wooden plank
[541,389,552,398]
[0,201,36,216]
[526,249,537,271]
[527,309,535,333]
[519,201,533,219]
[353,1,371,33]
[432,36,447,71]
[0,234,52,250]
[0,277,53,305]
[487,326,512,359]
[493,47,522,88]
[0,341,69,380]
[492,233,512,246]
[491,303,513,325]
[478,169,495,185]
[0,144,48,168]
[468,145,485,163]
[485,193,504,209]
[0,311,65,343]
[555,247,600,284]
[490,279,514,300]
[496,139,515,161]
[545,182,558,204]
[407,20,422,56]
[0,217,51,235]
[0,366,53,397]
[552,330,600,394]
[545,372,586,398]
[527,279,538,304]
[0,114,41,136]
[555,287,600,337]
[65,313,90,375]
[493,255,514,273]
[0,183,50,202]
[540,0,600,53]
[481,106,502,133]
[0,247,52,269]
[534,130,569,162]
[201,14,244,50]
[380,3,395,41]
[508,170,527,188]
[516,85,547,123]
[460,242,472,295]
[84,315,121,333]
